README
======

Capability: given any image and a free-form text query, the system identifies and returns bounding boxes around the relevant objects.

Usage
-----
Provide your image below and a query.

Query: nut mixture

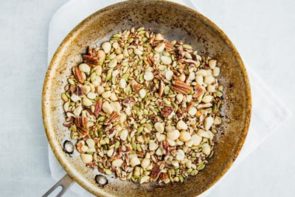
[61,27,223,184]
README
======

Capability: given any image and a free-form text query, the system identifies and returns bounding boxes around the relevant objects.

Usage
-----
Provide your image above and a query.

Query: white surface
[0,0,295,196]
[47,0,290,196]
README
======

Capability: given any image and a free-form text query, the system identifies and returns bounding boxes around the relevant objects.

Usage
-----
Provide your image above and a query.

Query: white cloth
[47,0,291,196]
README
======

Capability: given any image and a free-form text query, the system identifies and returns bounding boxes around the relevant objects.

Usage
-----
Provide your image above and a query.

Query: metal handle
[42,174,73,197]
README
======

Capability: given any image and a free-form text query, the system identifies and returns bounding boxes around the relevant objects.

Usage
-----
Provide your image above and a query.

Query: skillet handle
[42,174,73,197]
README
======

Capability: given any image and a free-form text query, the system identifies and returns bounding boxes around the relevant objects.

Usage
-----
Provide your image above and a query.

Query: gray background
[0,0,295,196]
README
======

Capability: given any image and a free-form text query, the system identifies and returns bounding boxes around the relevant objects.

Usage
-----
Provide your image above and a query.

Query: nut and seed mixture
[61,27,223,184]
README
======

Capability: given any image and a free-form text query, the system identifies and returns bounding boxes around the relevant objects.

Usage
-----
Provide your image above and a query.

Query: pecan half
[171,79,192,94]
[193,84,204,98]
[162,140,169,154]
[161,106,173,118]
[75,85,83,96]
[105,112,120,125]
[83,47,99,65]
[94,99,103,117]
[81,116,88,129]
[150,165,161,180]
[78,128,88,138]
[122,97,135,106]
[164,41,174,52]
[74,117,82,128]
[131,80,142,93]
[73,67,85,84]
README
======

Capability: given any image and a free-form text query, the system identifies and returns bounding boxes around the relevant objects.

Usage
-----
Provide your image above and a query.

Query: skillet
[42,1,251,196]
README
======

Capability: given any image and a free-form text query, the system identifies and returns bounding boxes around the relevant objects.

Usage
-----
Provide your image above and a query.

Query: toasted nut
[154,122,165,133]
[188,72,195,81]
[119,129,128,141]
[93,65,102,75]
[73,105,83,116]
[202,95,213,103]
[119,112,127,123]
[167,129,180,141]
[110,93,118,101]
[165,70,174,81]
[161,56,172,65]
[91,75,101,86]
[186,95,192,103]
[81,145,88,152]
[156,133,166,142]
[179,73,186,81]
[141,158,150,169]
[149,140,158,151]
[207,85,216,93]
[81,154,93,163]
[196,75,203,85]
[167,139,176,146]
[96,86,105,94]
[119,79,127,89]
[198,130,214,140]
[112,159,123,168]
[86,139,95,148]
[102,42,111,53]
[130,155,141,167]
[155,43,165,53]
[190,134,202,146]
[87,92,97,100]
[139,89,147,98]
[188,107,197,116]
[176,150,185,161]
[140,176,150,184]
[204,116,214,130]
[202,143,211,155]
[111,102,122,112]
[71,94,80,102]
[214,117,222,125]
[74,67,86,83]
[156,147,164,156]
[171,161,179,169]
[108,59,117,68]
[82,97,92,107]
[176,94,184,103]
[61,93,69,102]
[134,48,143,56]
[79,63,91,74]
[177,120,188,130]
[196,69,207,76]
[102,101,113,114]
[144,71,154,81]
[102,91,112,99]
[179,131,191,142]
[107,148,114,157]
[204,76,215,85]
[155,33,164,41]
[172,79,192,95]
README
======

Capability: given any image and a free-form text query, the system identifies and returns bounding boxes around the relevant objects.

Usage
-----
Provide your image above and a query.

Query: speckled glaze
[42,1,251,196]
